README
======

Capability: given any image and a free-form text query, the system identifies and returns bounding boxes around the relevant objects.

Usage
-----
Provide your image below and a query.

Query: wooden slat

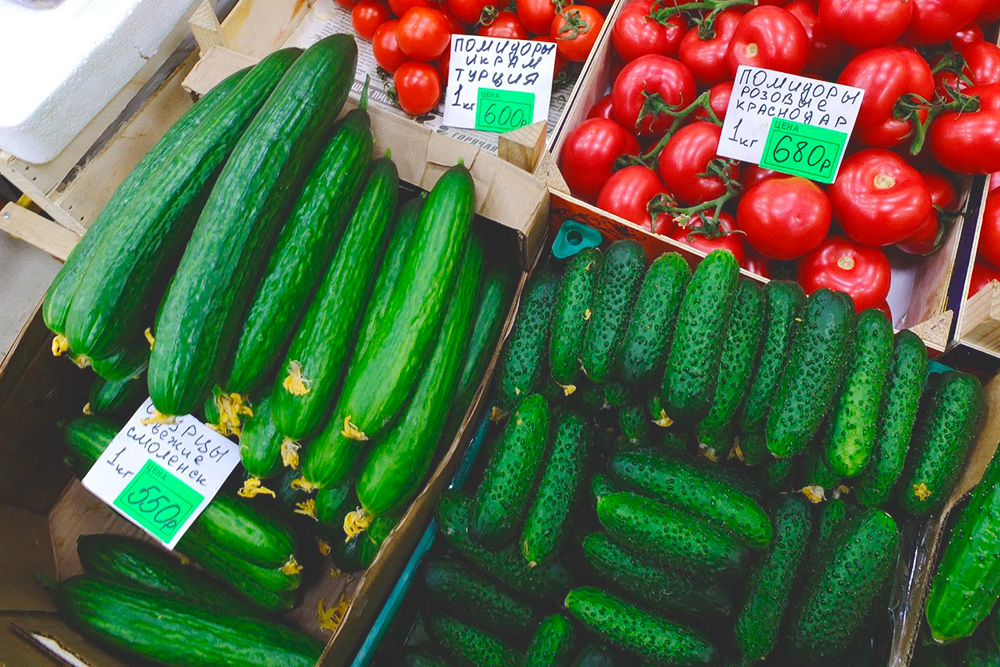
[0,203,79,261]
[190,0,228,53]
[497,121,546,173]
[959,280,1000,352]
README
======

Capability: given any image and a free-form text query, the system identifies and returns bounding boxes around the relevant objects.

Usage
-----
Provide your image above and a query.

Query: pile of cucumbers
[398,241,986,666]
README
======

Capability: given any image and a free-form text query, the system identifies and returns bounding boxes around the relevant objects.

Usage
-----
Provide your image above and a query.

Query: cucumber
[90,337,149,381]
[550,248,601,387]
[579,380,628,412]
[403,650,455,667]
[762,456,794,492]
[898,371,984,515]
[581,532,733,618]
[148,36,357,416]
[596,491,747,576]
[825,309,894,477]
[472,394,550,548]
[522,411,591,566]
[802,440,840,498]
[739,280,806,434]
[564,587,715,666]
[271,158,398,442]
[696,278,765,444]
[617,401,651,449]
[423,559,535,637]
[766,289,854,458]
[426,614,521,667]
[738,431,769,466]
[662,250,741,422]
[498,271,561,410]
[454,263,515,410]
[808,497,848,565]
[87,372,145,415]
[855,331,928,508]
[316,481,355,528]
[57,575,322,667]
[581,240,647,383]
[223,107,374,397]
[787,509,900,660]
[617,251,690,386]
[734,495,812,661]
[61,417,121,476]
[964,629,1000,667]
[355,239,482,514]
[239,394,285,480]
[525,614,574,667]
[609,451,772,549]
[590,474,620,506]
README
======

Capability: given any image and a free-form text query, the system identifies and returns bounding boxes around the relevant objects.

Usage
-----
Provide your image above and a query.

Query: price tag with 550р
[82,398,240,549]
[717,66,866,184]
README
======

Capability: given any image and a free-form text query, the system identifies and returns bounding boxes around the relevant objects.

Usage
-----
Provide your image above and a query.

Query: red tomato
[394,61,442,115]
[952,23,985,47]
[785,0,850,77]
[481,11,529,39]
[797,236,892,312]
[930,84,1000,174]
[435,49,451,84]
[612,0,686,62]
[612,55,697,136]
[742,249,772,278]
[436,2,466,33]
[924,172,959,209]
[337,0,360,9]
[983,0,1000,21]
[587,94,614,120]
[906,0,986,45]
[818,0,912,49]
[992,171,1000,191]
[597,166,670,231]
[726,7,809,76]
[559,118,641,202]
[740,164,780,190]
[830,149,932,246]
[551,5,604,62]
[668,212,747,265]
[979,189,1000,266]
[694,81,733,122]
[898,171,957,256]
[970,259,1000,297]
[388,0,434,15]
[517,0,555,35]
[396,8,451,61]
[657,122,736,206]
[373,21,409,74]
[958,42,1000,87]
[678,9,744,86]
[352,0,393,40]
[737,176,832,260]
[448,0,491,24]
[839,47,935,148]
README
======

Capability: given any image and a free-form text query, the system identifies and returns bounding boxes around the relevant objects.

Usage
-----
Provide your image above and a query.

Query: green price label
[114,460,202,542]
[475,88,534,133]
[759,118,847,184]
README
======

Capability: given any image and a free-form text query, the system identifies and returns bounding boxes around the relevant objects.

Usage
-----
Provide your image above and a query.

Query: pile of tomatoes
[973,184,1000,297]
[559,0,1000,316]
[346,0,607,116]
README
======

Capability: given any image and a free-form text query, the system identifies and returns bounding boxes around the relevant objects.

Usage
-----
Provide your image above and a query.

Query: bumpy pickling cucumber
[498,271,561,410]
[550,248,601,387]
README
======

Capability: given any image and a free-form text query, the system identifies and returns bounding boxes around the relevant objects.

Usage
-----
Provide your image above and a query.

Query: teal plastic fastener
[552,221,603,259]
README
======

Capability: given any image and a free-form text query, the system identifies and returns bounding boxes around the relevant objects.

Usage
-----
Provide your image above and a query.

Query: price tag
[759,119,846,183]
[82,398,239,549]
[443,35,556,133]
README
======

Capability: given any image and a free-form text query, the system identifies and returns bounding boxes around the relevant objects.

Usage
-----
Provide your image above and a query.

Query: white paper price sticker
[718,66,866,184]
[82,398,239,549]
[443,35,556,134]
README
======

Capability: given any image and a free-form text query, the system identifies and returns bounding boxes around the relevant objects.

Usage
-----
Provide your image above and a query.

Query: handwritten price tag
[476,89,535,132]
[114,460,203,542]
[759,119,846,184]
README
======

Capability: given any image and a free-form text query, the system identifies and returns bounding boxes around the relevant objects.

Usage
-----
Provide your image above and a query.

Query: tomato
[551,5,604,62]
[930,84,1000,174]
[818,0,912,49]
[726,7,809,76]
[612,55,697,136]
[992,171,1000,191]
[740,164,780,190]
[352,0,393,40]
[388,0,435,14]
[394,61,442,115]
[395,8,451,61]
[936,42,1000,98]
[694,81,733,122]
[436,2,466,32]
[597,166,671,232]
[924,172,959,209]
[337,0,360,10]
[797,236,892,313]
[736,176,832,260]
[678,9,744,86]
[612,0,686,62]
[838,47,935,148]
[742,249,772,279]
[517,0,555,35]
[952,23,985,47]
[481,11,529,39]
[435,49,451,84]
[559,118,641,202]
[785,0,850,77]
[983,0,1000,21]
[657,122,736,206]
[533,36,567,79]
[906,0,986,45]
[447,0,491,24]
[587,94,614,120]
[978,189,1000,266]
[668,212,747,265]
[373,21,409,74]
[897,172,956,256]
[970,260,1000,297]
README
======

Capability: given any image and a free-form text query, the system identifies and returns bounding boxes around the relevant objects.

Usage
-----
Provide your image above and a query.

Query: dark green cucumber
[734,495,812,661]
[62,51,301,362]
[426,614,520,667]
[423,558,535,637]
[618,401,651,449]
[239,394,286,480]
[596,491,747,576]
[617,251,690,386]
[564,587,715,666]
[855,330,928,508]
[825,309,894,477]
[472,394,550,548]
[89,337,149,381]
[522,411,590,566]
[525,614,574,667]
[787,509,900,660]
[357,513,397,567]
[579,380,628,413]
[696,278,765,443]
[610,451,772,549]
[436,490,571,600]
[762,456,794,492]
[802,439,840,497]
[766,289,854,458]
[223,107,374,396]
[87,372,145,415]
[57,575,322,666]
[739,280,806,434]
[898,371,984,515]
[662,250,741,422]
[581,240,647,383]
[272,158,399,442]
[581,532,732,618]
[454,263,515,410]
[964,629,1000,667]
[550,248,601,387]
[316,481,355,528]
[738,431,769,466]
[590,474,620,506]
[498,271,561,409]
[808,497,848,565]
[148,36,356,416]
[61,417,121,476]
[403,650,455,667]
